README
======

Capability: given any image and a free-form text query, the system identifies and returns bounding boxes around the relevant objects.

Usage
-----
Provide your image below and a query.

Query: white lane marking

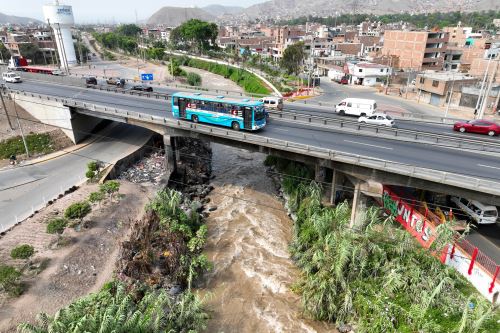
[478,164,500,171]
[275,128,289,132]
[344,140,393,150]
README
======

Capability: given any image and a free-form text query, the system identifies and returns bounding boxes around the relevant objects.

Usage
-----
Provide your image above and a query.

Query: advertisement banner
[382,187,437,248]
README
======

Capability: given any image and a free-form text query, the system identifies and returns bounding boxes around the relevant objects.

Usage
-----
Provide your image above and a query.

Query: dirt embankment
[0,181,155,332]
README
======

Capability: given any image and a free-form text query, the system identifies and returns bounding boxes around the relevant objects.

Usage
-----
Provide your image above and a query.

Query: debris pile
[119,151,165,184]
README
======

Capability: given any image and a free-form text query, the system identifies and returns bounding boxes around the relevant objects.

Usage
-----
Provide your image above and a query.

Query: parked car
[335,98,377,117]
[131,84,153,92]
[260,96,283,111]
[339,76,348,84]
[85,76,97,87]
[451,197,498,225]
[2,71,22,83]
[358,113,395,127]
[453,119,500,137]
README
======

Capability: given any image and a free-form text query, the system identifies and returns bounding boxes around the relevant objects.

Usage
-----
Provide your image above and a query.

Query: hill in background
[0,12,41,25]
[147,7,215,26]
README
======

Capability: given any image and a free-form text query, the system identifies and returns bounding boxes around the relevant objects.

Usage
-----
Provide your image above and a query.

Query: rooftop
[418,71,476,81]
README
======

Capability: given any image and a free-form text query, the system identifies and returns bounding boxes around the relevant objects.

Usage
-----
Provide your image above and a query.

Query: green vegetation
[46,218,68,234]
[88,191,105,204]
[10,244,35,259]
[281,10,500,30]
[0,264,22,296]
[0,43,10,61]
[281,42,305,75]
[147,189,212,288]
[266,156,500,333]
[85,161,100,181]
[169,57,187,77]
[64,201,91,220]
[92,25,139,54]
[74,41,90,64]
[170,19,218,54]
[187,72,202,86]
[0,133,53,159]
[174,56,270,95]
[18,281,208,333]
[102,50,116,61]
[99,180,120,201]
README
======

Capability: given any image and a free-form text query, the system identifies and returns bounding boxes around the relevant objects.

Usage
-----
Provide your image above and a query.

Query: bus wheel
[231,121,240,131]
[192,115,199,123]
[339,110,345,116]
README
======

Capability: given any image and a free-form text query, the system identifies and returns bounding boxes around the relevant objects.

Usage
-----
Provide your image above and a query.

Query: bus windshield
[254,106,266,121]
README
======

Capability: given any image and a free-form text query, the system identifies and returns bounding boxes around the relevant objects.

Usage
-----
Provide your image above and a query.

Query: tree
[99,180,120,201]
[19,44,45,65]
[170,19,218,54]
[0,43,10,62]
[186,72,202,86]
[116,24,142,37]
[280,41,305,75]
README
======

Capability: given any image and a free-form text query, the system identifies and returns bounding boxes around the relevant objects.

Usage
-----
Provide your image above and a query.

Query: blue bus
[171,92,267,131]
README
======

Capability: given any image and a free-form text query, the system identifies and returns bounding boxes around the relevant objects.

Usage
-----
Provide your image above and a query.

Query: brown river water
[199,144,336,333]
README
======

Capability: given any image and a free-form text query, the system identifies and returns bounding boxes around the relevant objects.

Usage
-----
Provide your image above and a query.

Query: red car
[453,119,500,136]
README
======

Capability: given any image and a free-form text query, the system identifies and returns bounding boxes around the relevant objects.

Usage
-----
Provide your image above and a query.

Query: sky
[1,0,265,23]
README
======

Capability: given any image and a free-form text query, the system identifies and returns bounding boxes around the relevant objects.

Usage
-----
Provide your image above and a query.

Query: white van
[335,98,377,116]
[451,197,498,225]
[260,96,283,111]
[2,72,22,83]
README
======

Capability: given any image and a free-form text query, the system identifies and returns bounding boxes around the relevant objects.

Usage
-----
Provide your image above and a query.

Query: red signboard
[382,187,438,248]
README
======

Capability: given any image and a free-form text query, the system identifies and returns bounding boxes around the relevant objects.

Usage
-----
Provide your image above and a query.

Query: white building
[348,62,391,86]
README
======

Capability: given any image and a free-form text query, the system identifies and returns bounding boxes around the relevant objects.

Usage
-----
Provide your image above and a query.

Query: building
[346,61,391,86]
[382,30,449,70]
[415,71,477,107]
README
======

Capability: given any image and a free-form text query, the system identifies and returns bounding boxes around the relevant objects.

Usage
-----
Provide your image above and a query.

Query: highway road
[7,80,500,183]
[0,123,153,232]
[2,79,499,265]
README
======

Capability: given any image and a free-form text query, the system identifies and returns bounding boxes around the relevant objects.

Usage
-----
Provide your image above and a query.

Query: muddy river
[199,144,336,333]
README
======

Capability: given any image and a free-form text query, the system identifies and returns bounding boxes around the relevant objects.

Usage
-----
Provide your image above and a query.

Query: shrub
[46,218,68,234]
[85,170,96,180]
[10,244,35,259]
[87,161,98,172]
[88,191,105,204]
[0,264,22,296]
[186,72,202,86]
[0,133,53,159]
[100,180,120,200]
[64,201,91,219]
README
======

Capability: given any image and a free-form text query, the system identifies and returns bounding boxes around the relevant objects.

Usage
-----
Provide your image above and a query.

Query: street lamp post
[445,71,456,119]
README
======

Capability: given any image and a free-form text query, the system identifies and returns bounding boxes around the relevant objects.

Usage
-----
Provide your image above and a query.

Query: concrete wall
[9,93,102,143]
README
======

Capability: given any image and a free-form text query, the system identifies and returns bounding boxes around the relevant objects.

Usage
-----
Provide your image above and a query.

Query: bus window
[173,97,179,106]
[254,106,265,121]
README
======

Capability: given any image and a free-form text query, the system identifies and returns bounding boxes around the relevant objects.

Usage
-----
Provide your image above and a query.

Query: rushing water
[199,144,337,333]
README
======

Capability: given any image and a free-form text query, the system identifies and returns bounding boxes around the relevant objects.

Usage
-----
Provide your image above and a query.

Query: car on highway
[51,69,66,76]
[336,98,377,117]
[358,113,395,127]
[131,84,153,92]
[2,72,22,83]
[451,197,498,225]
[106,77,125,87]
[453,119,500,137]
[259,96,283,111]
[85,76,97,87]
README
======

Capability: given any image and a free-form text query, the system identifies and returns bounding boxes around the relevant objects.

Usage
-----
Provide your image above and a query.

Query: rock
[338,325,353,333]
[208,206,217,212]
[191,201,203,212]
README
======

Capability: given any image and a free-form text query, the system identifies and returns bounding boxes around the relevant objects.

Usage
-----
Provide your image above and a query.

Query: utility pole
[478,55,498,119]
[385,56,392,95]
[12,94,29,158]
[0,86,14,130]
[445,71,456,118]
[475,55,492,117]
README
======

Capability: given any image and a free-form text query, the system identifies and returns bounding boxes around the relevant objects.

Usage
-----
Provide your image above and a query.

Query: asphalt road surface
[0,123,153,232]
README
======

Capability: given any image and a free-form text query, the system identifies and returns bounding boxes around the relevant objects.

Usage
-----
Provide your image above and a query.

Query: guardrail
[7,89,500,198]
[270,111,500,154]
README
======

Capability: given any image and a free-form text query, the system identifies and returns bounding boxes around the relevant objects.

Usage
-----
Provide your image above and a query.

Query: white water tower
[43,0,77,69]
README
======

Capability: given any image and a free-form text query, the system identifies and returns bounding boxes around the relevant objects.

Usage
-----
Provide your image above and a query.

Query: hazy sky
[2,0,264,23]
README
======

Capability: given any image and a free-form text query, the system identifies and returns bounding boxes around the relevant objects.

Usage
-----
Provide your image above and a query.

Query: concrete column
[314,164,326,183]
[350,182,367,228]
[163,135,177,176]
[330,168,338,205]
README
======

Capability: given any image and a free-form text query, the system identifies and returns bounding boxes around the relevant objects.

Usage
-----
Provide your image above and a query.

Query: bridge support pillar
[163,135,177,176]
[350,182,367,228]
[315,164,326,183]
[330,168,340,205]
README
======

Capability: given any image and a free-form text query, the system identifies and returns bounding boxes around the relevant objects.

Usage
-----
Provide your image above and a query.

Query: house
[415,71,478,107]
[348,62,391,86]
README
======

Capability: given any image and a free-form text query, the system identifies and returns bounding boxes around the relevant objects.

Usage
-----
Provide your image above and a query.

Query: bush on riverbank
[0,133,53,159]
[10,245,35,259]
[265,156,500,333]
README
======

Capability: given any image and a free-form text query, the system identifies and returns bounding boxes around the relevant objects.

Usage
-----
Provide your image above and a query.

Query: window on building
[432,80,439,87]
[358,69,363,73]
[419,77,425,84]
[380,69,384,72]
